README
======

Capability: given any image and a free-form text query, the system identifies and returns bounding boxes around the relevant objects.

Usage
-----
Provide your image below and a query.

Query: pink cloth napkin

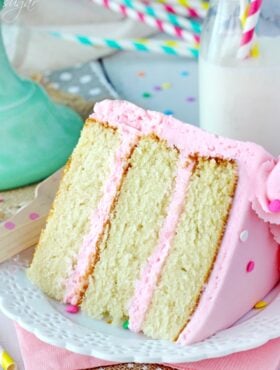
[15,325,280,370]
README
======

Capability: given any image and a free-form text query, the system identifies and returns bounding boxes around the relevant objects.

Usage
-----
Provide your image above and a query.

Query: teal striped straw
[50,32,199,59]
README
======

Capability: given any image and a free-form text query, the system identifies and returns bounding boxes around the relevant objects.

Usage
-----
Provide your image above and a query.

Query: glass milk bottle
[199,0,280,156]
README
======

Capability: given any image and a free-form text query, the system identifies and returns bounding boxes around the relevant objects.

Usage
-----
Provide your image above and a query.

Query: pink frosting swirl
[252,157,280,243]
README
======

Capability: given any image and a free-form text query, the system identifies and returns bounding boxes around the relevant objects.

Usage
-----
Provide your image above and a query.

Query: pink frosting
[128,156,194,332]
[91,100,279,344]
[251,157,280,244]
[63,126,139,305]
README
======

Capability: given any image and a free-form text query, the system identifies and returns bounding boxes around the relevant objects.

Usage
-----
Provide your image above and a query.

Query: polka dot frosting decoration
[240,230,249,242]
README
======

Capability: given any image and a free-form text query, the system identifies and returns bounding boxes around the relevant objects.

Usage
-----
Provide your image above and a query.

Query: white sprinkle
[68,86,80,94]
[142,366,148,370]
[60,72,72,81]
[155,367,162,370]
[89,87,101,96]
[127,364,134,368]
[240,230,249,242]
[80,75,92,84]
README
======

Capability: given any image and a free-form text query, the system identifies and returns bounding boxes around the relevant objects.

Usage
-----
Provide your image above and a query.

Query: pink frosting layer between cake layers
[63,125,139,305]
[128,156,194,332]
[92,100,280,344]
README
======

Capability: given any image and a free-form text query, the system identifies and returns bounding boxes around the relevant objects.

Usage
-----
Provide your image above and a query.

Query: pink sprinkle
[29,212,40,220]
[66,304,80,314]
[4,221,16,230]
[0,196,4,203]
[268,199,280,213]
[246,261,255,273]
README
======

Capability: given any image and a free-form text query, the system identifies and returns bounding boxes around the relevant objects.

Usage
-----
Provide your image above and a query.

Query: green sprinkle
[142,92,151,98]
[123,320,129,330]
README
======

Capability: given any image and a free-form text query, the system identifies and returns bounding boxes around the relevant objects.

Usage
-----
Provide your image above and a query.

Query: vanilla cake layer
[141,157,237,340]
[82,136,179,324]
[28,122,121,300]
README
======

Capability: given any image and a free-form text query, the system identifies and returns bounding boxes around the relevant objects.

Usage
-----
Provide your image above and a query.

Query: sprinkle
[246,261,255,273]
[137,71,145,77]
[142,92,152,98]
[1,350,16,370]
[127,364,134,368]
[240,230,249,242]
[4,221,16,230]
[29,212,40,221]
[66,304,80,314]
[0,196,4,203]
[181,70,189,77]
[154,85,162,91]
[161,82,172,90]
[164,109,174,116]
[122,320,129,329]
[186,96,196,102]
[268,199,280,213]
[254,300,268,309]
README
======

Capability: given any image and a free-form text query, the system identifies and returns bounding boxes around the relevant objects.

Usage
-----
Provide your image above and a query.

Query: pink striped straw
[92,0,200,46]
[159,0,208,19]
[237,0,262,59]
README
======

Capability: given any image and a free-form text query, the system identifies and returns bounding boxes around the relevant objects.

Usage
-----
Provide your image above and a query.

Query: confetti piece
[161,82,172,89]
[66,304,80,314]
[254,300,268,309]
[122,320,129,329]
[142,92,152,98]
[137,71,145,77]
[186,96,196,102]
[164,109,174,115]
[154,85,162,91]
[29,212,40,221]
[246,261,255,272]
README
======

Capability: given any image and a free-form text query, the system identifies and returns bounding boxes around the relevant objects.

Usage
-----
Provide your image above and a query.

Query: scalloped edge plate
[0,249,280,363]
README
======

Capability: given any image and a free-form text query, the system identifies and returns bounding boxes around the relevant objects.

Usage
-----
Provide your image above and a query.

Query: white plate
[0,249,279,363]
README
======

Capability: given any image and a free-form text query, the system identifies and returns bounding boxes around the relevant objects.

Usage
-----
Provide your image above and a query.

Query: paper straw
[115,0,202,34]
[239,0,248,21]
[153,0,209,19]
[91,0,200,46]
[50,32,199,59]
[0,346,16,370]
[238,0,262,59]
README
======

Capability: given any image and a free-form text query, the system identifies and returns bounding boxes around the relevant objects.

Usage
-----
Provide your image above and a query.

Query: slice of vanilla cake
[28,100,280,345]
